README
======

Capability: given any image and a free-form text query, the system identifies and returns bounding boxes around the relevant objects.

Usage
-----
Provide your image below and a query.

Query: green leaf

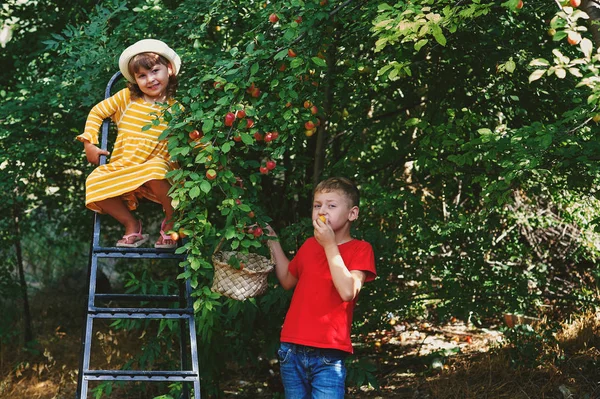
[250,62,259,76]
[528,69,546,83]
[529,58,550,67]
[202,119,214,133]
[431,24,446,46]
[414,39,428,52]
[200,181,211,193]
[290,58,304,68]
[189,186,200,199]
[311,57,326,67]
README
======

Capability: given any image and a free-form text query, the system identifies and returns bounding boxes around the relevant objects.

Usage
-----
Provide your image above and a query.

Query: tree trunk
[14,206,33,344]
[312,25,338,187]
[582,0,600,46]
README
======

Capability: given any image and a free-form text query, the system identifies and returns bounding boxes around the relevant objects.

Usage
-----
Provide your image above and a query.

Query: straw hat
[118,39,181,83]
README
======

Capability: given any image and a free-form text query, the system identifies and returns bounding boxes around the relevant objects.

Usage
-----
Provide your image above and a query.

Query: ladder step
[93,246,185,260]
[95,293,181,302]
[89,307,193,319]
[84,369,198,382]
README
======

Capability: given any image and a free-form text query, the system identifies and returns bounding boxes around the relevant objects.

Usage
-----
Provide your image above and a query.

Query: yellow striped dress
[76,88,176,213]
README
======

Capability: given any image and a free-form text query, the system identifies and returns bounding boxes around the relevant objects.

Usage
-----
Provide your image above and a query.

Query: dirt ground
[2,284,599,399]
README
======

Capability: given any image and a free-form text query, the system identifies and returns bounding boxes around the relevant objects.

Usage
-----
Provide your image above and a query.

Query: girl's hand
[83,141,110,165]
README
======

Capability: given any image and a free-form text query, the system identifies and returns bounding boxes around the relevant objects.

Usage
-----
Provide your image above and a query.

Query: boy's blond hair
[313,177,360,208]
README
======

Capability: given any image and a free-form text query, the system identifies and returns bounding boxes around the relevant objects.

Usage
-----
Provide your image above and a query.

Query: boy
[266,177,377,399]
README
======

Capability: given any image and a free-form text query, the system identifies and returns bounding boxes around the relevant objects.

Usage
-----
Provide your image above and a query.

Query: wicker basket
[211,250,274,301]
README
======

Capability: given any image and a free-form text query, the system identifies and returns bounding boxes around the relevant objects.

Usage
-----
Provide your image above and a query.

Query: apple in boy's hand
[319,215,326,223]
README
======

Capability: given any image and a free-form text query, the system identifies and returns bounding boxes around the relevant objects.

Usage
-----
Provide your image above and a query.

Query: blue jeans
[277,342,348,399]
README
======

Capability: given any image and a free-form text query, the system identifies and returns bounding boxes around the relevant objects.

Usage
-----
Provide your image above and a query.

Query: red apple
[303,100,312,108]
[253,227,263,237]
[320,0,328,5]
[305,128,316,137]
[248,211,255,218]
[304,121,315,130]
[271,131,279,140]
[189,130,202,140]
[170,232,179,241]
[251,87,261,98]
[570,0,581,7]
[516,0,523,9]
[236,109,246,119]
[269,13,279,23]
[264,132,273,142]
[288,48,297,57]
[279,63,287,72]
[254,132,264,141]
[295,16,302,23]
[233,134,242,142]
[310,105,318,115]
[206,169,217,180]
[266,160,276,170]
[213,81,223,90]
[259,166,269,174]
[235,199,242,205]
[225,112,236,127]
[246,118,255,129]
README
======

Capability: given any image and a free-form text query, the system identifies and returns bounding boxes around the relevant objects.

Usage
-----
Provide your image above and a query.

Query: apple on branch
[225,112,236,127]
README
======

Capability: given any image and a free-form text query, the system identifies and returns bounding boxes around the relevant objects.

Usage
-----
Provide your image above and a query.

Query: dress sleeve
[76,89,129,144]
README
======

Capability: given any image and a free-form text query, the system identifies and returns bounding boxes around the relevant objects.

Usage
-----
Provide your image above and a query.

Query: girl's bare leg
[144,179,176,245]
[94,197,141,244]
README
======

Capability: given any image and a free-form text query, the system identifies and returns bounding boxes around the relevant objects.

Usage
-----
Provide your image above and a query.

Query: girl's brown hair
[126,52,178,100]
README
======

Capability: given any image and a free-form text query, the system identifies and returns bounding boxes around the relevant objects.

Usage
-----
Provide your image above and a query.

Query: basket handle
[213,236,226,255]
[213,235,276,265]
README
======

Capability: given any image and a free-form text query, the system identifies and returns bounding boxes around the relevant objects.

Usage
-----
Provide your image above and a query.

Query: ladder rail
[76,71,200,399]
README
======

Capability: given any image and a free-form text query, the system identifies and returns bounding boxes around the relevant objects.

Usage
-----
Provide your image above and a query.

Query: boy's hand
[83,140,110,165]
[313,217,335,248]
[264,224,278,237]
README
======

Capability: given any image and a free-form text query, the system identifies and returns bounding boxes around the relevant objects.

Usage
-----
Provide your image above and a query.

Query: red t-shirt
[280,237,377,353]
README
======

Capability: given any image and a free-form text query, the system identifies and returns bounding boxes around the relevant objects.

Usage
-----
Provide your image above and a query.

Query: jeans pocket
[320,350,347,367]
[277,344,292,365]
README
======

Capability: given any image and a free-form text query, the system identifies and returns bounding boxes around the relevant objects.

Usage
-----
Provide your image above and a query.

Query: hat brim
[118,39,181,83]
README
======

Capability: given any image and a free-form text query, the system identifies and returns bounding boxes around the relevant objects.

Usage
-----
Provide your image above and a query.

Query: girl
[77,39,181,248]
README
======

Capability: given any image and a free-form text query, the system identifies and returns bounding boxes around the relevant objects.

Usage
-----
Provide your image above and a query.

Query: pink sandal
[116,220,149,248]
[155,219,178,249]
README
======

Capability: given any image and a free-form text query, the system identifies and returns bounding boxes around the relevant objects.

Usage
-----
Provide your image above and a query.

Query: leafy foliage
[2,0,600,396]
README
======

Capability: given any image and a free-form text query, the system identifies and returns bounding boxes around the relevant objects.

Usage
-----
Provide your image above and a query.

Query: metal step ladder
[75,71,200,399]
